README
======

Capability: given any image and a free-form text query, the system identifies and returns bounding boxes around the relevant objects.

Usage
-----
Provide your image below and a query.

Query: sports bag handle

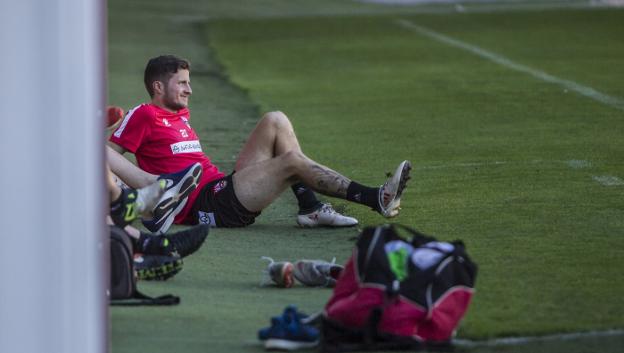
[110,291,180,306]
[389,224,436,246]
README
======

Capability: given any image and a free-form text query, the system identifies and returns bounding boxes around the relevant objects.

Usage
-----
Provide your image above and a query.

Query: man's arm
[108,141,127,155]
[106,144,157,189]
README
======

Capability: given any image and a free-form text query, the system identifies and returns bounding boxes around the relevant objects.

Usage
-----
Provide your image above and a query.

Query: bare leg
[235,111,303,171]
[233,111,353,212]
[234,151,352,211]
[123,224,141,239]
[106,145,158,188]
[107,165,122,202]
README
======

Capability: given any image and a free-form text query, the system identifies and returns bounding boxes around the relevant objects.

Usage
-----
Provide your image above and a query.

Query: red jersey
[109,104,224,224]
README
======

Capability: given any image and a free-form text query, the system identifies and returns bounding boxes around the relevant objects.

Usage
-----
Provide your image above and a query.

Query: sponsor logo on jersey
[163,118,171,127]
[212,179,227,194]
[170,140,202,154]
[198,211,216,227]
[180,129,188,138]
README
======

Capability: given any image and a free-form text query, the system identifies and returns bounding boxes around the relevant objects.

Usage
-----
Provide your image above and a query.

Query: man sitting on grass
[108,55,411,233]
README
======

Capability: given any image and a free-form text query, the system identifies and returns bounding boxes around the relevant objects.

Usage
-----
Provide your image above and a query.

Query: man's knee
[262,111,292,130]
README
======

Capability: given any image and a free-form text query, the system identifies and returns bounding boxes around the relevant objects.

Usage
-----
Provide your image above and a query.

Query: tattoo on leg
[310,165,351,198]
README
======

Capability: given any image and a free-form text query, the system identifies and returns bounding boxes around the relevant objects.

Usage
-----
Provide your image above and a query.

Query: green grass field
[109,1,624,352]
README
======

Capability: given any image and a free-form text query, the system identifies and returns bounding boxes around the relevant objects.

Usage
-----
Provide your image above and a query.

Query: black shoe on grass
[137,224,208,258]
[165,224,209,258]
[134,253,183,281]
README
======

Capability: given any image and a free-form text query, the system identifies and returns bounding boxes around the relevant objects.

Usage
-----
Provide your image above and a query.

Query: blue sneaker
[143,163,203,234]
[259,306,319,351]
[258,316,283,341]
[258,308,312,340]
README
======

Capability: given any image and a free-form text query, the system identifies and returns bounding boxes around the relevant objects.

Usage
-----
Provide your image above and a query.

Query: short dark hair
[144,55,191,97]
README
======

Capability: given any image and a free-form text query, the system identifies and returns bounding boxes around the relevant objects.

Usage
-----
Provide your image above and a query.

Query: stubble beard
[163,91,187,111]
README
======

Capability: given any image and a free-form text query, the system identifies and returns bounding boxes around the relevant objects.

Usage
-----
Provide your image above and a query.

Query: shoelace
[260,256,289,286]
[261,256,276,265]
[319,203,338,214]
[260,256,275,286]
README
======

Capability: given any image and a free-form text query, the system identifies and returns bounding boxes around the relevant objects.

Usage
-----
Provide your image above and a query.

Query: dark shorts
[192,173,261,228]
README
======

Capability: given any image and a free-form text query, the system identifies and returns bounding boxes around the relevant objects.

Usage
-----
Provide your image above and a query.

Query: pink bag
[322,224,477,352]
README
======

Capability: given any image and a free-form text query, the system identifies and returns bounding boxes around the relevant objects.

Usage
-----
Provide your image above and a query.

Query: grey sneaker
[378,160,412,218]
[293,258,344,287]
[261,257,295,288]
[297,203,358,228]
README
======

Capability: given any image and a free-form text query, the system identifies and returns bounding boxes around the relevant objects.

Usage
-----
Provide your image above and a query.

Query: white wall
[0,0,107,352]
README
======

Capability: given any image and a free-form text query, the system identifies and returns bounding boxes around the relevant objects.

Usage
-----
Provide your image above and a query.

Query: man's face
[161,69,192,111]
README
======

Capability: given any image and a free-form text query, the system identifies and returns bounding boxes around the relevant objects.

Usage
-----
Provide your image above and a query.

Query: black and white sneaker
[143,162,203,234]
[378,160,412,218]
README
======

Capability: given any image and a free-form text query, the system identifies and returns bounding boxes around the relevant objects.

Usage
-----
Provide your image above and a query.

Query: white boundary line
[415,159,563,170]
[454,329,624,347]
[395,19,624,112]
[415,159,623,187]
[363,0,624,6]
[592,175,624,186]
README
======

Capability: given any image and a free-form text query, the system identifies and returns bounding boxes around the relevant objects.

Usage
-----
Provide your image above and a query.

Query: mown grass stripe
[395,19,624,112]
[455,329,624,347]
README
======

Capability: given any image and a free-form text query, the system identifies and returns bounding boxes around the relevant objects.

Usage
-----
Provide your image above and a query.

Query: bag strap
[361,225,386,282]
[110,290,180,306]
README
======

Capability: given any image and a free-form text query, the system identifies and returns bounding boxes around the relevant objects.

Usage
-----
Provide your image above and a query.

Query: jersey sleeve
[109,105,151,153]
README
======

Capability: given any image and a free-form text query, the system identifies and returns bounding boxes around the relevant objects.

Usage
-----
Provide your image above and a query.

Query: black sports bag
[109,225,180,306]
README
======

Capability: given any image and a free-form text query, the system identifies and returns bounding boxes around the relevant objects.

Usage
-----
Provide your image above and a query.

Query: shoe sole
[381,160,412,218]
[296,205,359,228]
[394,160,412,200]
[153,163,203,218]
[296,220,358,228]
[265,338,318,351]
[151,198,188,235]
[134,255,184,281]
[148,163,203,233]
